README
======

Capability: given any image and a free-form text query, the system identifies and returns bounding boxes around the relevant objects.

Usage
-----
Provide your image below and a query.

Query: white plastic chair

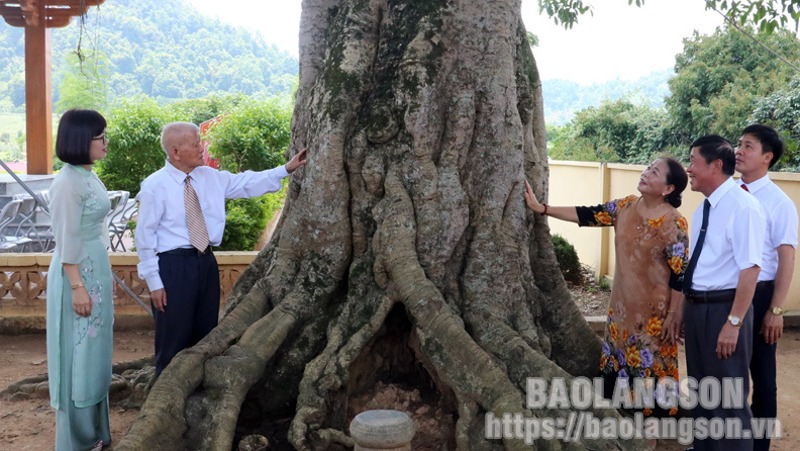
[24,191,54,252]
[108,198,138,251]
[106,191,126,221]
[0,199,32,252]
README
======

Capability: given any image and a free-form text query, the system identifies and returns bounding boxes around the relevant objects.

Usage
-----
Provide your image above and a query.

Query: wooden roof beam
[0,4,85,15]
[0,0,103,28]
[18,0,38,27]
[1,15,70,29]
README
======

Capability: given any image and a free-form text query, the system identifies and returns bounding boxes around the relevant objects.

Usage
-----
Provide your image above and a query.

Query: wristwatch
[727,315,742,328]
[771,306,785,316]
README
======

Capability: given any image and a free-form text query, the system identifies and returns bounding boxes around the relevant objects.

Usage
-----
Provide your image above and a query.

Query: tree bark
[118,0,648,449]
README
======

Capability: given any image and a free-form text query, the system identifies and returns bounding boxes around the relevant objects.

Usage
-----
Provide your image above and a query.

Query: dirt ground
[0,329,154,450]
[1,312,799,450]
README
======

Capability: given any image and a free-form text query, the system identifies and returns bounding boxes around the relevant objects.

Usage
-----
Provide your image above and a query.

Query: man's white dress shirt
[136,160,289,291]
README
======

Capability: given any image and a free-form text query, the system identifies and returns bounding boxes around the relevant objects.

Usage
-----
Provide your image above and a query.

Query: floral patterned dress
[576,195,689,416]
[46,164,113,449]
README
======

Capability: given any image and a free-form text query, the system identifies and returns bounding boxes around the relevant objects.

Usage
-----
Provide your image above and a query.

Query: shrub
[551,234,582,285]
[218,186,285,251]
[171,93,249,124]
[206,98,292,173]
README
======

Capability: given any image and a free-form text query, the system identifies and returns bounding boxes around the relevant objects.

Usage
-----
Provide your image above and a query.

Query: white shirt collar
[737,173,771,194]
[707,176,737,208]
[164,160,190,185]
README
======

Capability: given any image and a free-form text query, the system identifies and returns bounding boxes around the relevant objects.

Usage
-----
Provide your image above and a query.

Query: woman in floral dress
[525,157,689,416]
[46,109,114,450]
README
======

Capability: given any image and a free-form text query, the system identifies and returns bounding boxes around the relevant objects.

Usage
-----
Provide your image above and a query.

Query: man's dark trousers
[750,281,777,451]
[685,299,754,451]
[153,248,220,375]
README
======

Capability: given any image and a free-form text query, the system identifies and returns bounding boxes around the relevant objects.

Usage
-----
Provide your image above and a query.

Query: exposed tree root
[0,356,154,407]
[116,283,273,450]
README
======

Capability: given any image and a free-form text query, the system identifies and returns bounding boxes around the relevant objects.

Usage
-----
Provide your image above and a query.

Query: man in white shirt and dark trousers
[135,122,307,376]
[684,135,766,451]
[735,124,797,451]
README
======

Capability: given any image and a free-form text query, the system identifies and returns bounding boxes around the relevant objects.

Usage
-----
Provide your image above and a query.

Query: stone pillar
[349,409,415,451]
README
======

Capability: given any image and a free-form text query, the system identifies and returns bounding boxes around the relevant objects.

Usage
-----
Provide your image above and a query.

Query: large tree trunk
[118,0,646,449]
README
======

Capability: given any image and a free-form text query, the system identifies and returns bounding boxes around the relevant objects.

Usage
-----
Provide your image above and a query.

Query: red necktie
[741,184,749,192]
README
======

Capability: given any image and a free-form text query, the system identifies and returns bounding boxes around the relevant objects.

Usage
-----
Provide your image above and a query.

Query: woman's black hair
[55,109,107,165]
[661,157,688,208]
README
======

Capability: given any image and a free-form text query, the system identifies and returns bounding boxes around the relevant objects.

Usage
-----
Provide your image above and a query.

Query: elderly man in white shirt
[735,124,797,451]
[683,135,766,451]
[135,122,306,375]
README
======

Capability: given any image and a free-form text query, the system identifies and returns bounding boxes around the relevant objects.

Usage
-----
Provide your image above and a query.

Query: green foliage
[218,187,286,251]
[710,0,800,33]
[206,99,293,172]
[526,31,539,47]
[551,234,582,285]
[538,0,593,29]
[6,73,25,109]
[752,76,800,169]
[95,97,177,196]
[171,94,249,125]
[548,98,671,163]
[666,25,800,145]
[541,70,672,126]
[549,123,618,162]
[55,51,109,114]
[538,0,800,32]
[547,23,800,166]
[0,113,27,163]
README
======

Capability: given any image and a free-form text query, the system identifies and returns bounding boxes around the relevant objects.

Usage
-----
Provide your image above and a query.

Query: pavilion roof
[0,0,104,28]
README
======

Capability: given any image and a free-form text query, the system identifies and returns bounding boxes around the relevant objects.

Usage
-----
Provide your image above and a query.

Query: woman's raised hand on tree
[524,180,545,214]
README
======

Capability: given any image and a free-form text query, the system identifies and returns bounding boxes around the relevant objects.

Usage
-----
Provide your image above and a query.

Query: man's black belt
[685,289,736,304]
[685,280,775,304]
[159,246,212,257]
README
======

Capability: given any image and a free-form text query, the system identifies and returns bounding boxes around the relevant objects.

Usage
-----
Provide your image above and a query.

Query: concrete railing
[0,252,256,334]
[548,160,800,313]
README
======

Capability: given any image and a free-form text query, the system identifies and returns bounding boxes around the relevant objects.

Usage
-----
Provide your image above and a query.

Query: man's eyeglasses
[92,134,108,144]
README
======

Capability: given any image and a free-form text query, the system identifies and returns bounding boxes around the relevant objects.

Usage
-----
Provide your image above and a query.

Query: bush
[218,186,285,251]
[171,93,249,124]
[206,98,292,173]
[551,234,582,285]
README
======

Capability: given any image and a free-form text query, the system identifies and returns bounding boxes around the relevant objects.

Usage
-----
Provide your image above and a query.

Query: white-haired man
[136,122,306,375]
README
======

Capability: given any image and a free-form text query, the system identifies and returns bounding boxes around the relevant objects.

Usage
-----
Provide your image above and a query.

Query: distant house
[199,117,221,169]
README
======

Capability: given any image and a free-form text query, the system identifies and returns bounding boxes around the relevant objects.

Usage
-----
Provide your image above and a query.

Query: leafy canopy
[548,98,671,163]
[539,0,800,31]
[665,25,800,145]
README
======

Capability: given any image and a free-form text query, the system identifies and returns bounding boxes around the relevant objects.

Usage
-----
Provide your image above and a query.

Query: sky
[187,0,724,85]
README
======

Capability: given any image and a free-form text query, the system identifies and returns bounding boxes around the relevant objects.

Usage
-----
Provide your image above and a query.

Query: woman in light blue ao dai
[46,109,114,451]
